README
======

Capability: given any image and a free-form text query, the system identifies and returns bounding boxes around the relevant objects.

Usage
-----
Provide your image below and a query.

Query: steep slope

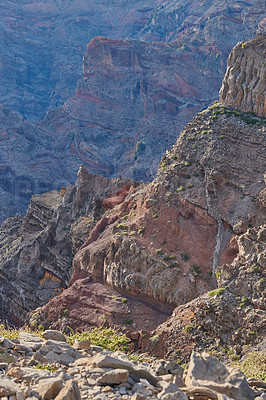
[1,2,265,222]
[34,100,265,335]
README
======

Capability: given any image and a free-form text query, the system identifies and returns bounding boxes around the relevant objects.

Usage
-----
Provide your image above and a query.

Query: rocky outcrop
[1,4,265,221]
[0,166,140,325]
[1,34,265,367]
[0,0,265,122]
[220,34,266,117]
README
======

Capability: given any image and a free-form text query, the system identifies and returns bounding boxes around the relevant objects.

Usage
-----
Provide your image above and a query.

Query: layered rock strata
[0,167,140,325]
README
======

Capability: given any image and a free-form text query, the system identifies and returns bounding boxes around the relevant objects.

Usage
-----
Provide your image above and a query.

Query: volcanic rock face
[139,0,265,47]
[0,0,264,122]
[0,36,222,222]
[220,34,266,117]
[0,0,164,120]
[1,3,265,222]
[1,34,266,365]
[144,225,266,363]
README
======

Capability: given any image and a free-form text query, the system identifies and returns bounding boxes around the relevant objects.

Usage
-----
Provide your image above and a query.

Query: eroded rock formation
[220,34,266,117]
[0,166,140,325]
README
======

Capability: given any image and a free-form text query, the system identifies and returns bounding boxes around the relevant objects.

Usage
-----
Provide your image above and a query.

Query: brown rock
[72,340,91,350]
[37,378,64,400]
[6,366,23,379]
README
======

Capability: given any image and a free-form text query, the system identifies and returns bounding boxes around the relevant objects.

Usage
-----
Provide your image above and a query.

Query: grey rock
[18,333,44,352]
[38,340,82,366]
[185,352,255,400]
[132,382,153,397]
[0,377,24,398]
[89,354,158,386]
[41,330,66,342]
[157,382,188,400]
[97,369,129,385]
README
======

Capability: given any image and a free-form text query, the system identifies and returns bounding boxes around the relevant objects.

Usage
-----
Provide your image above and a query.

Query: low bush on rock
[66,327,130,351]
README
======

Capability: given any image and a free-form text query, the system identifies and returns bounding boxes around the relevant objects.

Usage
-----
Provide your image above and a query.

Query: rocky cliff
[1,35,265,366]
[220,34,266,117]
[0,167,141,325]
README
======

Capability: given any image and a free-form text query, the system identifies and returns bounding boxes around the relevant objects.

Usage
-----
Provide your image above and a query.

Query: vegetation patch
[66,327,130,352]
[181,252,190,262]
[233,352,266,381]
[208,288,225,297]
[134,139,146,160]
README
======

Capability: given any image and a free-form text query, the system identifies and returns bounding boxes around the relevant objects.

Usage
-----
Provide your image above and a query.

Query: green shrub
[156,248,165,255]
[134,140,146,160]
[191,265,202,276]
[0,324,19,339]
[181,252,190,262]
[184,324,195,333]
[116,224,128,230]
[233,352,266,381]
[208,288,225,297]
[33,364,57,372]
[66,327,130,352]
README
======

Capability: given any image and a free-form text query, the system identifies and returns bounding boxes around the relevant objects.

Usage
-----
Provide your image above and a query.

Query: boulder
[185,352,255,400]
[54,380,81,400]
[18,333,44,351]
[41,330,66,342]
[89,354,158,385]
[0,377,24,399]
[37,377,64,399]
[97,369,129,385]
[72,340,91,350]
[37,340,82,366]
[157,382,188,400]
[132,382,153,397]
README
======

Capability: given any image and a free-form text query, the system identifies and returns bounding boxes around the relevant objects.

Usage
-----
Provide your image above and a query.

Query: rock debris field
[0,330,265,400]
